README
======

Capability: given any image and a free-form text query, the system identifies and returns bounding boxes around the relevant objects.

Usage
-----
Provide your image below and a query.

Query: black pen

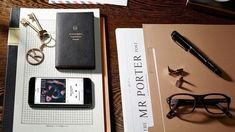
[171,31,222,77]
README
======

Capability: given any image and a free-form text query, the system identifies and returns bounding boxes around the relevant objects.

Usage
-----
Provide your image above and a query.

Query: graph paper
[13,8,104,132]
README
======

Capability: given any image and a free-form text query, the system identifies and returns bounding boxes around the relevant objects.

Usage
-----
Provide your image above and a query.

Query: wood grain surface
[0,0,235,131]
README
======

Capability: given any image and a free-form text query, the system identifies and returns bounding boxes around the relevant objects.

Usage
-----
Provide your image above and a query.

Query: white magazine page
[116,28,154,132]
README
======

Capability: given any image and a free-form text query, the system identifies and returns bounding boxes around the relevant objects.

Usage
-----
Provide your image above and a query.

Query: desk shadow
[176,109,235,127]
[177,78,196,92]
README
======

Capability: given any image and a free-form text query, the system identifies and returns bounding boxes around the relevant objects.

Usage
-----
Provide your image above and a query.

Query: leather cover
[143,24,235,132]
[55,12,95,69]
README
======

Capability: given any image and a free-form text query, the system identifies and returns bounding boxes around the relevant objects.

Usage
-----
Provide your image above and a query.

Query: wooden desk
[0,0,234,131]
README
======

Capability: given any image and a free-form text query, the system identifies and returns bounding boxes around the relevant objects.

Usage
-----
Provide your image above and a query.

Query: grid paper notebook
[13,8,104,132]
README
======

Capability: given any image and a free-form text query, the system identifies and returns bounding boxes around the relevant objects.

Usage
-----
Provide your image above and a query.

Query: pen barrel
[171,31,191,51]
[189,49,222,77]
[171,31,222,77]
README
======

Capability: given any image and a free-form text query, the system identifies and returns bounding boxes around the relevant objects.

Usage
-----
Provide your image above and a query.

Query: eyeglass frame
[166,93,233,119]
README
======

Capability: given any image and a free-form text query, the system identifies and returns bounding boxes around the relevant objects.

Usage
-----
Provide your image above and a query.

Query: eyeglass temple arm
[203,99,233,118]
[214,103,233,118]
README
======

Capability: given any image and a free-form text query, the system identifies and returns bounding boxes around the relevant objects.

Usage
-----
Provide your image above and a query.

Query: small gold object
[176,77,184,88]
[168,66,184,77]
[21,13,55,65]
[20,14,52,44]
[26,48,44,65]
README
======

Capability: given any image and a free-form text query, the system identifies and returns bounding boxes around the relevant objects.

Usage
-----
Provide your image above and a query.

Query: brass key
[21,18,40,34]
[28,13,43,31]
[28,13,50,42]
[20,13,55,66]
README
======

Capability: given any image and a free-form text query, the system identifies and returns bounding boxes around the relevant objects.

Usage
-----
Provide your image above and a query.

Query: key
[21,17,50,43]
[21,13,55,65]
[28,13,50,42]
[28,13,43,31]
[21,18,40,34]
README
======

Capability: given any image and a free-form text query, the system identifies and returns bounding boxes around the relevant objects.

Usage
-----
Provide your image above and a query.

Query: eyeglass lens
[170,94,195,114]
[204,94,228,114]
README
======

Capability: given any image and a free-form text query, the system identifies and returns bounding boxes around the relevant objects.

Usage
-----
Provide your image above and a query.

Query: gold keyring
[26,48,45,65]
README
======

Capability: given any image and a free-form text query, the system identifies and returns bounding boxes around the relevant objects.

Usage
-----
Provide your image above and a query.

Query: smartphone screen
[28,77,92,108]
[34,78,84,105]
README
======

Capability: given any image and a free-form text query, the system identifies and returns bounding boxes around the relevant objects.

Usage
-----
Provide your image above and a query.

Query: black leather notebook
[55,12,95,69]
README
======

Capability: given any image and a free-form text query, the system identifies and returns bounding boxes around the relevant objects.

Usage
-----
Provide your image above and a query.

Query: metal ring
[41,33,56,48]
[26,48,44,65]
[40,32,52,44]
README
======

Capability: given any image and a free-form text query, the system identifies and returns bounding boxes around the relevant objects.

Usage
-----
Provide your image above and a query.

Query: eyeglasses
[166,93,233,119]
